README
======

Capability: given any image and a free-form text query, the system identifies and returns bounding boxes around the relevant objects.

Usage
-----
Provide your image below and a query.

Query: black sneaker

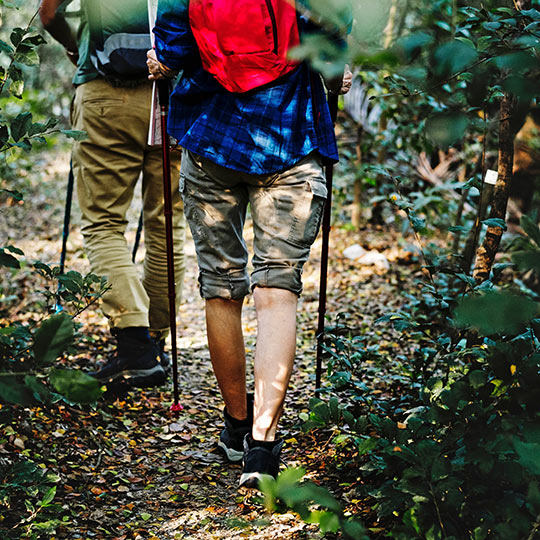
[239,435,283,488]
[218,393,254,462]
[90,327,166,388]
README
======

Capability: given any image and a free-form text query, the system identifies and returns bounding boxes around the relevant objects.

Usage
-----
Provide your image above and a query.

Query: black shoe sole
[129,369,167,388]
[217,440,244,462]
[93,366,167,388]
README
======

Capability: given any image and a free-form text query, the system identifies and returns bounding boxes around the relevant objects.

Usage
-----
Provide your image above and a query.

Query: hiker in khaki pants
[40,0,186,388]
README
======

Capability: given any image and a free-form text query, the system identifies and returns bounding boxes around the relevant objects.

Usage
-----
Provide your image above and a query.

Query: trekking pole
[156,78,182,414]
[55,161,75,313]
[132,209,144,263]
[315,93,339,391]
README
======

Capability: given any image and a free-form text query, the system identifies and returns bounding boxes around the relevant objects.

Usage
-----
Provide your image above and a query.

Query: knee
[253,287,298,311]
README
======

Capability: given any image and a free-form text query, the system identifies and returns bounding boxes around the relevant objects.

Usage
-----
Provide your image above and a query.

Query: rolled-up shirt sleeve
[154,0,200,72]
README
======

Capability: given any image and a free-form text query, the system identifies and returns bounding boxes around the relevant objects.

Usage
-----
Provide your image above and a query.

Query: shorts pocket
[182,189,208,243]
[288,179,327,248]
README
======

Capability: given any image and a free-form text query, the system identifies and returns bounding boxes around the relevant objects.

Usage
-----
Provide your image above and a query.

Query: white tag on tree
[484,169,499,185]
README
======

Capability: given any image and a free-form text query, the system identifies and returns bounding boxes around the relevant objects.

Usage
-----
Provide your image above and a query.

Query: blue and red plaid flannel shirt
[154,0,339,175]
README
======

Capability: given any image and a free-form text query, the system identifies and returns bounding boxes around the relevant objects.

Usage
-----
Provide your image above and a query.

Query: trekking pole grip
[157,79,170,110]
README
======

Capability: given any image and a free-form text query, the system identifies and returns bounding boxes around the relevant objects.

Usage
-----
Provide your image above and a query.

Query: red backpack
[189,0,301,93]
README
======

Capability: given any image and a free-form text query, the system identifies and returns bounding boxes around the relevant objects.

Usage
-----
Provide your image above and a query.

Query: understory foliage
[262,0,540,539]
[0,2,104,406]
[1,3,106,536]
[291,272,540,539]
[2,0,540,538]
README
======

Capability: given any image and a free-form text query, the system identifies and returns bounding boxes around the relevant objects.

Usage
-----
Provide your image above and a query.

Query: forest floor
[1,148,419,539]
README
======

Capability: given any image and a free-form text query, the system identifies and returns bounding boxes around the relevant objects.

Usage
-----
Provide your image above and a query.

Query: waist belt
[102,75,150,88]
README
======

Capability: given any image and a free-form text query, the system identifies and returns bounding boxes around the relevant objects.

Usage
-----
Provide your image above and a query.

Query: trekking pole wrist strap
[158,62,177,79]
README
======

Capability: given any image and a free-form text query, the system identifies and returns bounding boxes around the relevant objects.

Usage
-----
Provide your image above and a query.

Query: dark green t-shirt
[62,0,149,85]
[61,0,98,84]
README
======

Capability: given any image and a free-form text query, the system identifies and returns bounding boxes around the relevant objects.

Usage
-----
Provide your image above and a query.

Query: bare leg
[205,298,247,421]
[252,287,298,441]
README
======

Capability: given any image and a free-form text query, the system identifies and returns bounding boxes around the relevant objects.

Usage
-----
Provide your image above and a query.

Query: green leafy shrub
[0,5,105,535]
[261,468,368,540]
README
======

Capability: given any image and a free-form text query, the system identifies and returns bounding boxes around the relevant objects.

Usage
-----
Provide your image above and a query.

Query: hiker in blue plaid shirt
[148,0,351,488]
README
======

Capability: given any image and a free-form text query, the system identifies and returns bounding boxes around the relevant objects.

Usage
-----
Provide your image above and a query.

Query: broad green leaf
[9,77,24,98]
[342,519,368,540]
[0,248,20,269]
[275,467,306,490]
[4,245,23,255]
[0,375,35,405]
[33,262,53,277]
[425,113,468,149]
[482,218,507,230]
[454,291,538,335]
[20,34,46,47]
[0,125,8,147]
[10,112,32,142]
[259,475,278,511]
[448,225,469,233]
[9,27,24,47]
[287,482,342,513]
[49,369,104,404]
[394,32,434,63]
[522,8,540,20]
[513,440,540,475]
[0,39,13,54]
[433,41,478,79]
[58,270,85,294]
[33,313,74,365]
[520,215,540,247]
[502,75,540,102]
[494,51,538,73]
[512,250,540,273]
[15,48,39,66]
[410,215,426,232]
[24,375,51,403]
[317,510,340,533]
[40,486,57,506]
[469,370,487,389]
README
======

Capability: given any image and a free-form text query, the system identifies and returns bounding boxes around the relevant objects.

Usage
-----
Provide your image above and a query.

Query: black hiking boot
[90,327,166,388]
[239,435,283,489]
[154,338,171,373]
[218,393,254,462]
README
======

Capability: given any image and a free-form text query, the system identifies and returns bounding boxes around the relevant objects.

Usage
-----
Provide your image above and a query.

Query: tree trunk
[383,0,399,48]
[352,179,363,228]
[473,94,518,282]
[352,125,364,229]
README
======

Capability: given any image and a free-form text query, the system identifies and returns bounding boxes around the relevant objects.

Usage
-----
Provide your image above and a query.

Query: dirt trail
[2,151,409,539]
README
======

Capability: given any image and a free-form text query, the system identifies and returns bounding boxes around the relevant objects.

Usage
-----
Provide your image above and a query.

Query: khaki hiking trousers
[71,78,185,336]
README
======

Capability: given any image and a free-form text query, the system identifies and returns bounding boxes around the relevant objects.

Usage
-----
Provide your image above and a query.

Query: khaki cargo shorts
[180,150,328,299]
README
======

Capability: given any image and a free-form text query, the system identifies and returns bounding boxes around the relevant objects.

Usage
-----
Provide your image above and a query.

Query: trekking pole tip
[170,402,183,415]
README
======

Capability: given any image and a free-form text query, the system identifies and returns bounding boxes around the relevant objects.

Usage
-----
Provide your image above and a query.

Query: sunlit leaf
[33,313,74,365]
[50,369,104,404]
